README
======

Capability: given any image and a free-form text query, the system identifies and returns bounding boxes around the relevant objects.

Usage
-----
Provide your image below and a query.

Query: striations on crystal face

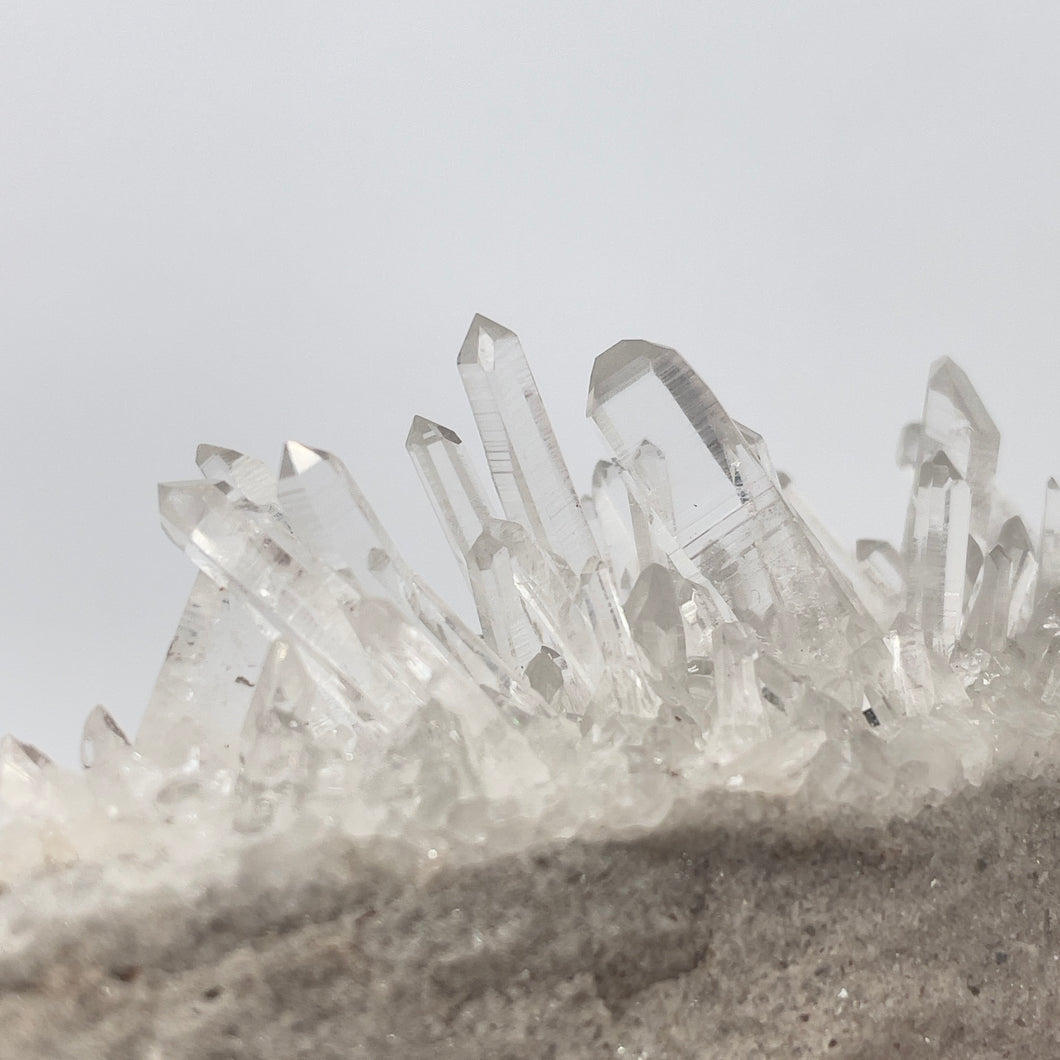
[905,451,971,656]
[586,339,870,668]
[4,314,1060,890]
[458,314,598,576]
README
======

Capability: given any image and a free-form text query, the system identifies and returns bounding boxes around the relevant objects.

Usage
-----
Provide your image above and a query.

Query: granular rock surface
[3,769,1060,1059]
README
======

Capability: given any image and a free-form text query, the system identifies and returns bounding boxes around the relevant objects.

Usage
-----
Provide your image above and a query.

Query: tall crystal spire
[913,357,1000,541]
[905,452,971,655]
[458,315,598,575]
[1037,478,1060,611]
[405,416,499,587]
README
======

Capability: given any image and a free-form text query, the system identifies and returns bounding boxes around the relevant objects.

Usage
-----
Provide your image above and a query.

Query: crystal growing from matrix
[5,322,1060,888]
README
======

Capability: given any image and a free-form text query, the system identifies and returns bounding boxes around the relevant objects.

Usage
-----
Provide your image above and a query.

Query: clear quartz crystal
[911,357,1000,541]
[459,315,598,575]
[0,736,53,814]
[196,444,281,510]
[1037,478,1060,610]
[279,442,549,721]
[627,440,677,574]
[8,314,1060,889]
[623,564,688,684]
[235,639,318,833]
[710,622,776,757]
[81,705,130,770]
[587,340,865,660]
[405,416,499,587]
[905,452,971,655]
[590,460,639,598]
[137,570,270,771]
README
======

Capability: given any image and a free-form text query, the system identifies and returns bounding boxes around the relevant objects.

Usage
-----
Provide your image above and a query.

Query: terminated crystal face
[4,317,1060,888]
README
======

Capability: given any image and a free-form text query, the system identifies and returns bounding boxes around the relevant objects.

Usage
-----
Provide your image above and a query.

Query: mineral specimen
[3,315,1060,891]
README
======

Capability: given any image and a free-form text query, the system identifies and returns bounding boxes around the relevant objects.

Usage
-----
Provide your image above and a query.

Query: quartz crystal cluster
[4,317,1060,886]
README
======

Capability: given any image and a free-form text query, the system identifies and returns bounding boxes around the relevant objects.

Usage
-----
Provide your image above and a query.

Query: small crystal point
[467,521,546,668]
[81,705,130,770]
[407,414,462,448]
[917,357,1000,539]
[1037,477,1060,609]
[235,639,317,833]
[0,735,54,813]
[406,414,499,583]
[710,622,776,757]
[196,444,280,509]
[624,563,687,680]
[278,441,409,609]
[590,459,640,595]
[280,439,324,478]
[457,312,515,369]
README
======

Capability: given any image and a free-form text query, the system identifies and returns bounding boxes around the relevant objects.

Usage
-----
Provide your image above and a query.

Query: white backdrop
[3,3,1060,763]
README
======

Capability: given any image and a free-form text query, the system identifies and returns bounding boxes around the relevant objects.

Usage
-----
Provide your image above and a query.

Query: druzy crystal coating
[4,316,1060,886]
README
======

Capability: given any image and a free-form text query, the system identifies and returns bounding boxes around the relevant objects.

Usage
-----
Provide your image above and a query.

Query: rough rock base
[3,771,1060,1059]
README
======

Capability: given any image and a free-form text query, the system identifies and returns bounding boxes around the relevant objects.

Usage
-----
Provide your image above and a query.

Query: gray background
[3,3,1059,765]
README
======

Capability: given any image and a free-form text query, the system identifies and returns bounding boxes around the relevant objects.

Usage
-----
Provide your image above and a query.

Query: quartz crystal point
[1037,478,1060,611]
[278,441,413,613]
[855,540,905,626]
[0,736,53,814]
[586,339,866,657]
[905,452,972,655]
[158,478,415,738]
[234,638,320,833]
[910,357,1000,541]
[458,314,598,575]
[405,415,499,588]
[467,520,546,669]
[81,705,130,770]
[196,444,281,510]
[709,622,778,757]
[278,441,550,722]
[962,518,1038,651]
[623,563,687,686]
[590,459,639,597]
[627,440,677,573]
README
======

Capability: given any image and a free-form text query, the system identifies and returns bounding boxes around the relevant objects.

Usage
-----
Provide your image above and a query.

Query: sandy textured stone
[3,767,1060,1059]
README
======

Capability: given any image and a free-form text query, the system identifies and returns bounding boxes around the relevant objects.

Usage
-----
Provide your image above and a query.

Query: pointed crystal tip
[1049,477,1059,492]
[999,515,1032,555]
[918,450,962,487]
[457,313,517,370]
[280,441,324,479]
[406,415,462,449]
[196,443,242,470]
[587,339,671,416]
